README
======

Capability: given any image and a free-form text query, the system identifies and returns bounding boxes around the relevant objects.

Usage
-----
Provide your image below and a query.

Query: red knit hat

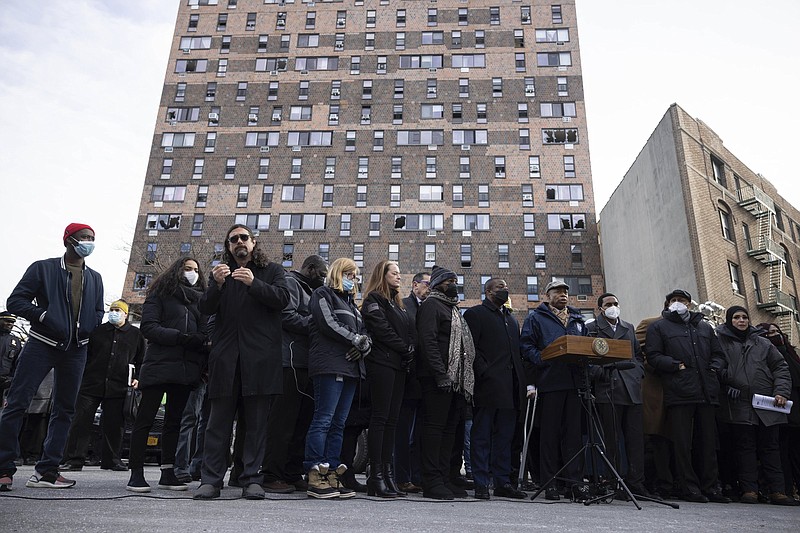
[63,223,94,244]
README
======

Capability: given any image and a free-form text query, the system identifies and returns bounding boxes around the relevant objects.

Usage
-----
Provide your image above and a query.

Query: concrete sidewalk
[1,466,797,532]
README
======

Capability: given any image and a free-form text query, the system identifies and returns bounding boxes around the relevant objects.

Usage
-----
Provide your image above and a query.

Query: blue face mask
[108,311,124,325]
[342,278,355,292]
[71,239,95,258]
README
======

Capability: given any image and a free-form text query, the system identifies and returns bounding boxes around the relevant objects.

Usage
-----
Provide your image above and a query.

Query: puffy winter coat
[519,303,587,392]
[416,294,456,381]
[138,284,208,389]
[645,310,726,407]
[717,325,791,427]
[308,285,366,380]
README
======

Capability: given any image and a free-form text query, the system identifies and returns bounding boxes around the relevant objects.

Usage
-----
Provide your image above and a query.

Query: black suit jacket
[588,314,644,405]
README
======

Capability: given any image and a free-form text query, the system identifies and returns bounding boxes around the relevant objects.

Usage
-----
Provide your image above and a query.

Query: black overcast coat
[587,314,644,405]
[416,294,455,381]
[362,290,415,371]
[80,321,146,398]
[281,271,314,369]
[138,285,207,390]
[199,260,289,399]
[645,310,726,407]
[463,299,525,409]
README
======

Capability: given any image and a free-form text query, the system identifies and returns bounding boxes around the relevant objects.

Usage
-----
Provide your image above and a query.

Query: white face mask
[184,271,199,286]
[108,311,125,325]
[604,306,621,320]
[668,302,688,314]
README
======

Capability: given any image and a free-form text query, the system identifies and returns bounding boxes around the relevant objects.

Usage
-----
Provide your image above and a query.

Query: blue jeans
[0,338,86,475]
[304,375,356,472]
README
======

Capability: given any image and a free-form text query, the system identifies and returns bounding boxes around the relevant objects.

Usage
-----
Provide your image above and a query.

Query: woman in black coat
[126,257,207,493]
[361,260,415,497]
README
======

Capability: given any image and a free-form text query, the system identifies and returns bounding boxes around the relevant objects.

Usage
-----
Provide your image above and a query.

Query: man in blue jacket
[520,280,587,501]
[0,223,104,491]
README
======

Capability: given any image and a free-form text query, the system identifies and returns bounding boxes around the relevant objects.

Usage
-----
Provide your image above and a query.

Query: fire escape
[737,185,795,340]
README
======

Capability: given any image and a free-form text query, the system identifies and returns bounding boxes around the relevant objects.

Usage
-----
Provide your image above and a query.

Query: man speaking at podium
[520,280,587,501]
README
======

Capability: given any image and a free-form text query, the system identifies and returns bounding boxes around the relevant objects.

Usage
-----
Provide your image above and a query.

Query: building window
[542,129,578,144]
[191,214,204,236]
[236,185,248,207]
[541,102,577,118]
[527,276,539,302]
[286,131,333,147]
[742,222,752,250]
[492,78,503,97]
[719,208,733,241]
[529,156,541,178]
[391,156,402,178]
[322,185,334,207]
[563,155,576,178]
[427,8,437,26]
[710,155,727,187]
[369,213,381,236]
[781,245,793,278]
[205,82,217,101]
[146,214,181,231]
[571,244,583,267]
[475,30,485,48]
[459,78,469,97]
[331,80,342,99]
[394,79,404,99]
[476,103,487,123]
[552,5,563,24]
[358,157,369,179]
[217,13,228,31]
[396,32,405,50]
[377,55,387,74]
[553,276,592,296]
[188,14,199,32]
[537,52,571,67]
[524,214,536,237]
[536,29,570,43]
[452,103,463,122]
[421,104,444,119]
[290,157,302,180]
[419,185,443,202]
[478,185,489,207]
[282,244,294,268]
[453,130,488,146]
[557,76,569,96]
[547,213,586,230]
[393,104,403,124]
[279,35,290,51]
[453,185,464,207]
[373,130,384,151]
[196,185,208,207]
[193,158,205,179]
[234,214,270,231]
[388,243,400,261]
[728,261,742,293]
[175,59,208,73]
[426,156,437,178]
[350,56,361,74]
[453,214,490,231]
[394,214,444,231]
[518,102,529,122]
[390,185,401,207]
[268,81,279,100]
[175,82,186,102]
[397,130,445,146]
[328,104,340,126]
[396,9,406,27]
[460,156,471,179]
[277,214,325,231]
[346,131,356,151]
[534,244,546,268]
[365,32,375,50]
[425,244,436,268]
[775,206,785,232]
[224,158,236,179]
[515,53,526,72]
[546,184,584,201]
[318,243,330,263]
[361,105,371,124]
[204,132,216,152]
[340,213,351,236]
[498,244,510,268]
[133,273,153,291]
[289,106,311,121]
[426,79,437,98]
[514,29,525,48]
[522,185,534,207]
[258,34,268,52]
[461,244,472,268]
[752,272,763,303]
[261,185,273,208]
[519,128,531,149]
[324,157,336,179]
[160,158,173,179]
[304,11,316,29]
[246,12,256,31]
[356,185,367,207]
[281,185,305,202]
[161,132,196,148]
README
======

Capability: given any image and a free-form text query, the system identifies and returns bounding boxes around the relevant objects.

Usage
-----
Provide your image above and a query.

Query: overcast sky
[1,0,798,310]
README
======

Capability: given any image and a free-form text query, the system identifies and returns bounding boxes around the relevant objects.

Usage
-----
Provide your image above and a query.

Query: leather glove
[436,375,453,392]
[727,386,741,400]
[346,346,365,362]
[179,333,206,350]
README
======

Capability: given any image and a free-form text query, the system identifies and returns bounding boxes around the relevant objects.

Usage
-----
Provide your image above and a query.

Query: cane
[517,387,538,488]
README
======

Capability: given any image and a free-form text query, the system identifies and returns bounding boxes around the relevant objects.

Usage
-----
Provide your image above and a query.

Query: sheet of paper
[751,393,792,414]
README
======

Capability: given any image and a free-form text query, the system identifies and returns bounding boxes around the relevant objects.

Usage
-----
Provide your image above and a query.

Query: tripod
[531,362,677,509]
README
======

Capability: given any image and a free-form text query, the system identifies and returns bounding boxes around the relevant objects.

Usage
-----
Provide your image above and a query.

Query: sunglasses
[228,233,251,244]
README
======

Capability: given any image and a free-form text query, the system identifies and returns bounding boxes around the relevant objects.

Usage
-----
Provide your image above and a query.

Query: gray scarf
[428,291,476,403]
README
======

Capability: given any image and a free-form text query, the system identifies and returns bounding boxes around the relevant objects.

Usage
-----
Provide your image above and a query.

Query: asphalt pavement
[1,466,797,532]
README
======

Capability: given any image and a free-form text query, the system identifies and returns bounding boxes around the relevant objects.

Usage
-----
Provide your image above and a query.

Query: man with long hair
[194,225,289,500]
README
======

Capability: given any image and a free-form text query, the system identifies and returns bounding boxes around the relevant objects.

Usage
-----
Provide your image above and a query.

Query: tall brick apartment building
[123,0,605,318]
[601,104,800,340]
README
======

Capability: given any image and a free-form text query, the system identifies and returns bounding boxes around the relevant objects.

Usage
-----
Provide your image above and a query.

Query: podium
[540,335,631,365]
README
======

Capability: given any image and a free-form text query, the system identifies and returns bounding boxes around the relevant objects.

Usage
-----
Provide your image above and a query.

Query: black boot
[383,462,406,496]
[340,468,367,493]
[367,463,397,498]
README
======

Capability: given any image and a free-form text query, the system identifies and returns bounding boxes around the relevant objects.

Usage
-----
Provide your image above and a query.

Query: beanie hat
[429,265,457,289]
[110,300,129,315]
[63,223,94,244]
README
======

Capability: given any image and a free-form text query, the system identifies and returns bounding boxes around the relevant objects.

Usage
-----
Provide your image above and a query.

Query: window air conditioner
[269,70,278,75]
[335,42,344,50]
[336,18,346,27]
[248,113,258,122]
[276,19,285,27]
[361,115,370,122]
[577,295,588,302]
[427,230,437,237]
[331,89,341,96]
[378,63,386,70]
[164,146,174,152]
[522,194,533,201]
[428,67,437,72]
[208,112,219,120]
[272,114,282,122]
[329,113,339,121]
[427,88,437,95]
[461,144,470,151]
[182,48,190,53]
[260,146,270,153]
[525,87,535,96]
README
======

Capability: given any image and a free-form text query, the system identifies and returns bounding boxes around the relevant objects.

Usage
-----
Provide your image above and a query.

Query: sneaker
[60,462,84,472]
[306,464,339,499]
[126,470,151,493]
[174,472,193,484]
[328,465,355,499]
[25,471,76,489]
[544,486,561,501]
[0,473,12,492]
[157,468,188,491]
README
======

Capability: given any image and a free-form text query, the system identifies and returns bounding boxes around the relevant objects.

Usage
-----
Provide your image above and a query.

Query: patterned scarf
[427,291,476,403]
[552,305,570,327]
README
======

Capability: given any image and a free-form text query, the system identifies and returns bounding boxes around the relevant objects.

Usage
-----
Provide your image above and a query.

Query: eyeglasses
[417,281,430,286]
[228,233,251,244]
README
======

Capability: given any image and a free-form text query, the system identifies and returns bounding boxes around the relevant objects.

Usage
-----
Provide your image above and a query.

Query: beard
[234,246,249,259]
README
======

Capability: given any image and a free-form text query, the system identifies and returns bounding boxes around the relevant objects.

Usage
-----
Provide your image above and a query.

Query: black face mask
[493,289,509,304]
[443,285,459,298]
[310,276,325,289]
